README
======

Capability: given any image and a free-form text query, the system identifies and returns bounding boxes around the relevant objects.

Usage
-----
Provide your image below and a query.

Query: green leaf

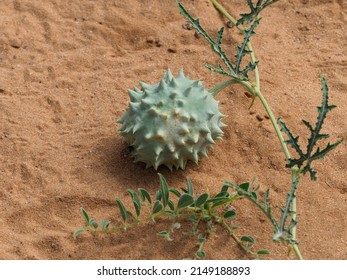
[169,188,181,198]
[152,200,163,214]
[278,172,299,240]
[115,198,127,223]
[195,193,209,207]
[224,210,237,219]
[127,189,141,216]
[278,77,343,181]
[100,219,110,231]
[214,191,229,198]
[241,235,255,243]
[257,249,270,255]
[177,193,194,209]
[239,182,250,192]
[237,0,279,26]
[80,207,90,225]
[196,250,206,259]
[235,18,260,78]
[177,2,237,78]
[73,228,86,239]
[139,188,152,204]
[263,188,270,211]
[157,231,173,241]
[164,210,175,217]
[89,219,98,229]
[168,199,175,211]
[198,233,206,242]
[189,214,199,224]
[155,190,162,201]
[186,177,194,196]
[210,197,230,208]
[158,173,169,207]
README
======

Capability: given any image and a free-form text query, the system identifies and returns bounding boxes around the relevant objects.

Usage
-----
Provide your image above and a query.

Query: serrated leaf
[80,207,90,225]
[177,2,237,78]
[115,198,127,223]
[237,0,279,26]
[235,18,260,78]
[158,173,169,207]
[195,193,209,207]
[278,171,299,240]
[73,228,86,239]
[224,210,237,219]
[152,200,163,214]
[279,77,343,181]
[139,188,152,204]
[177,193,194,209]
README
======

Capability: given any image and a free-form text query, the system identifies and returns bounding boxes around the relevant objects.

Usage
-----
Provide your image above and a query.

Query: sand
[0,0,346,260]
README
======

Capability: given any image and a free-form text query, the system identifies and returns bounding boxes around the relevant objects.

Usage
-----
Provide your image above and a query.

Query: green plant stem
[222,219,257,258]
[211,0,302,260]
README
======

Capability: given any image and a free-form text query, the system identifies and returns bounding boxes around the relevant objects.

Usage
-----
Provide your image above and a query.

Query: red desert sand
[0,0,346,259]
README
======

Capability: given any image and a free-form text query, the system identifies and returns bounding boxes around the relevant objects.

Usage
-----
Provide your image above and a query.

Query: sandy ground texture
[0,0,346,260]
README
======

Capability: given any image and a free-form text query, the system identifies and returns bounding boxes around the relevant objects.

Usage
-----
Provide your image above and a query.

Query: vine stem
[210,0,302,259]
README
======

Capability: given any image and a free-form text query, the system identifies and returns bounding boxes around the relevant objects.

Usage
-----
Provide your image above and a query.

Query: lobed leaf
[235,18,260,78]
[278,77,343,181]
[237,0,279,26]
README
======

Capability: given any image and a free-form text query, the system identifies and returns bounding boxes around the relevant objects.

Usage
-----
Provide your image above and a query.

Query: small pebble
[226,21,234,28]
[182,21,193,30]
[194,31,201,38]
[256,114,264,122]
[244,92,252,98]
[167,48,177,53]
[10,39,21,49]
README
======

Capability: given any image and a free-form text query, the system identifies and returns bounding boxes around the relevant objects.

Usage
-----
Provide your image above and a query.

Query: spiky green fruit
[117,69,225,170]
